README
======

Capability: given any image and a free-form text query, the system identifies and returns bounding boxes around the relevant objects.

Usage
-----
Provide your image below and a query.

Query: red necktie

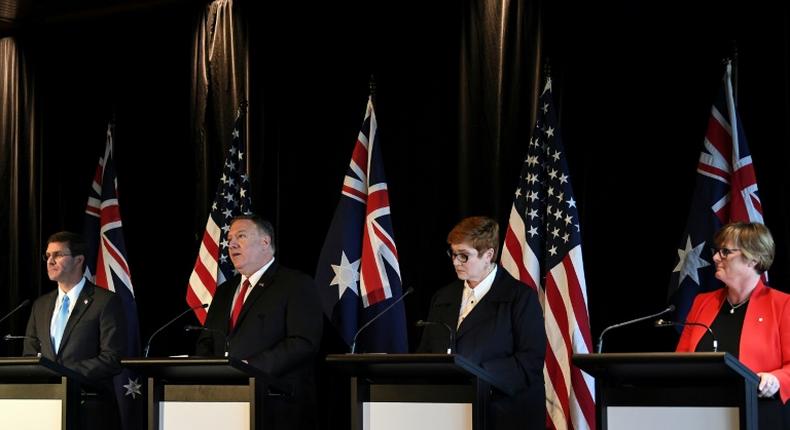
[229,279,251,330]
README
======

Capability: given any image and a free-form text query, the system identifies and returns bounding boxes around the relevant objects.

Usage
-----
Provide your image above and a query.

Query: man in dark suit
[196,214,323,430]
[24,231,126,429]
[417,216,546,430]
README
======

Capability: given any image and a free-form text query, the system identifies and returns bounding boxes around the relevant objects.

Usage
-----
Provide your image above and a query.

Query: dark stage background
[1,0,790,386]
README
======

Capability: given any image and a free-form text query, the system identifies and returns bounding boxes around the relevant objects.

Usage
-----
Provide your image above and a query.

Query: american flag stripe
[545,265,595,430]
[192,223,223,295]
[545,276,573,424]
[501,77,595,430]
[502,207,539,289]
[187,110,252,322]
[545,349,569,429]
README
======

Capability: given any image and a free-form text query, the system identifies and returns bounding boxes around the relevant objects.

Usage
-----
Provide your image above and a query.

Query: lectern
[123,357,289,430]
[573,352,759,430]
[0,356,87,429]
[326,353,513,430]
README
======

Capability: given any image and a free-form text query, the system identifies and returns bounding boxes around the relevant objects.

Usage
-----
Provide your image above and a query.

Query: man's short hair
[231,214,276,253]
[47,231,88,257]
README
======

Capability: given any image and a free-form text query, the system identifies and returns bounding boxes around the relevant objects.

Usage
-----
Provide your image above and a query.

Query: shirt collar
[464,265,497,300]
[243,257,275,287]
[57,277,87,305]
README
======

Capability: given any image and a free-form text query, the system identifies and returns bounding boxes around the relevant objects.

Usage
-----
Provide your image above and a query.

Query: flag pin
[759,317,764,322]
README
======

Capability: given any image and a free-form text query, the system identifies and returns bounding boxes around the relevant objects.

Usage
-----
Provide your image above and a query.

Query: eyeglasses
[711,247,741,258]
[42,252,72,262]
[446,249,472,263]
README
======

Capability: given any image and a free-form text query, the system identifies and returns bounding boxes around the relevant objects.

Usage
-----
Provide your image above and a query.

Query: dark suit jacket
[24,281,126,387]
[196,261,323,406]
[417,268,546,430]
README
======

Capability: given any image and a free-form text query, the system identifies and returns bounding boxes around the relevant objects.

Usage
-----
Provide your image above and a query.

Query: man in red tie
[196,214,323,430]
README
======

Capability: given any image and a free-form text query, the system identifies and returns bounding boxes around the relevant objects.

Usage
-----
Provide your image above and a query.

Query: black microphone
[655,318,718,352]
[596,304,675,353]
[185,325,230,357]
[0,299,31,326]
[416,320,454,354]
[4,334,42,357]
[144,303,208,357]
[350,287,414,354]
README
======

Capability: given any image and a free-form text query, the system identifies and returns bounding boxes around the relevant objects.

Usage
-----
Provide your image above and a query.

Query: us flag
[83,122,143,430]
[315,96,408,353]
[501,77,595,430]
[669,61,763,324]
[186,109,252,323]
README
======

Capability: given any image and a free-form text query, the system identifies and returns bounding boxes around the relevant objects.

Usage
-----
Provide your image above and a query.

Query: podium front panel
[0,358,84,430]
[573,353,758,430]
[357,381,474,430]
[0,399,62,430]
[607,406,738,430]
[123,359,273,430]
[363,402,472,430]
[159,401,250,430]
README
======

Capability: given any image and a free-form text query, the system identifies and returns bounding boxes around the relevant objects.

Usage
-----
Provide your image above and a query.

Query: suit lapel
[431,282,463,341]
[43,292,58,358]
[57,284,95,356]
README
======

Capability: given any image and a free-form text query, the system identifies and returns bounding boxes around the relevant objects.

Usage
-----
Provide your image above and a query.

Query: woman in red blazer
[676,222,790,427]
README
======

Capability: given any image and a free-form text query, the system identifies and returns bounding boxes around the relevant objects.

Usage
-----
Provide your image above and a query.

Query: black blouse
[695,298,749,356]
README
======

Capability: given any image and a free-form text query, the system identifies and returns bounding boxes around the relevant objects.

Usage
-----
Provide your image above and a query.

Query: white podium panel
[608,406,739,430]
[363,402,472,430]
[0,399,62,430]
[159,401,250,430]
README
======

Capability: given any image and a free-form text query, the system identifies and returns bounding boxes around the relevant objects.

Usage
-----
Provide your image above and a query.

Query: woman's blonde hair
[714,222,774,274]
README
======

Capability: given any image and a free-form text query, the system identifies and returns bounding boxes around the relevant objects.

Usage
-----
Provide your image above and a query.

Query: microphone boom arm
[350,287,414,354]
[144,303,208,357]
[596,305,675,353]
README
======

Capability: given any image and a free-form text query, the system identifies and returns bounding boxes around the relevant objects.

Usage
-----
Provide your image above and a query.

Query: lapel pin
[84,299,89,305]
[758,317,764,323]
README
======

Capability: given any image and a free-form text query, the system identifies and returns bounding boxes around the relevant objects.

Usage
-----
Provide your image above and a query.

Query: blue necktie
[52,295,70,354]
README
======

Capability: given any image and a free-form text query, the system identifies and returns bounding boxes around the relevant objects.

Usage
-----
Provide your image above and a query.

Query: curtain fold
[190,0,250,235]
[458,0,543,216]
[0,36,40,346]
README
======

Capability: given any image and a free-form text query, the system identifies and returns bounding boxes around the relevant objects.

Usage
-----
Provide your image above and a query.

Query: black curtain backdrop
[1,0,789,394]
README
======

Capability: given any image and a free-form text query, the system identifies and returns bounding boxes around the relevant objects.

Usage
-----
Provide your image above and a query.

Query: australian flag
[84,123,143,430]
[315,97,408,353]
[669,62,764,325]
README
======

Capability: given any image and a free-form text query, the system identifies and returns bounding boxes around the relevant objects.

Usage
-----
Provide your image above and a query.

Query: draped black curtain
[0,36,40,351]
[458,0,543,217]
[1,0,789,381]
[190,0,250,228]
